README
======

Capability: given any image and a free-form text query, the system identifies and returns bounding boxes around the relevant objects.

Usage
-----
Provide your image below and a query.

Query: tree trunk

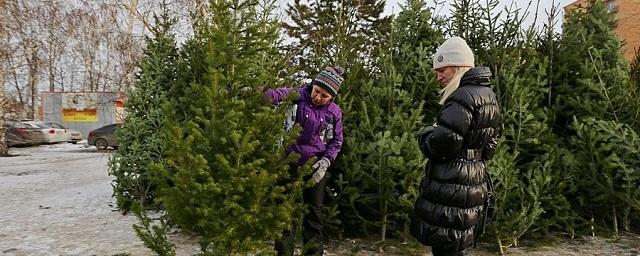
[1,7,8,156]
[28,45,39,120]
[613,206,618,237]
[0,45,9,157]
[0,62,7,156]
[48,54,54,92]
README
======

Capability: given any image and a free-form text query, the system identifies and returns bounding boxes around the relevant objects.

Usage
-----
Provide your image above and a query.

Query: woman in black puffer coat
[411,36,501,256]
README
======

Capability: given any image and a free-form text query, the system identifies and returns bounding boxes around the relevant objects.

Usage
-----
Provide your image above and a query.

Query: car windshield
[12,122,30,129]
[47,123,65,129]
[29,123,50,129]
[98,124,119,131]
[23,123,43,129]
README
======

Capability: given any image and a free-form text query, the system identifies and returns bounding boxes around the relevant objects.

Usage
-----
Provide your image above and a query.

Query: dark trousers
[431,247,465,256]
[275,175,327,256]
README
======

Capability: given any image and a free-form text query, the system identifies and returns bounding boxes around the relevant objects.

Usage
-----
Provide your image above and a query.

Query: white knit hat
[433,36,475,69]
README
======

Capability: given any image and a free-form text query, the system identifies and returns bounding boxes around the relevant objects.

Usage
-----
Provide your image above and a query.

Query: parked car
[45,122,82,144]
[3,124,25,147]
[3,121,47,147]
[22,121,71,144]
[88,124,121,150]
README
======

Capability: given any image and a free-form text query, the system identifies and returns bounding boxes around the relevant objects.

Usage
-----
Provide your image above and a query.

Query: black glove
[416,125,436,144]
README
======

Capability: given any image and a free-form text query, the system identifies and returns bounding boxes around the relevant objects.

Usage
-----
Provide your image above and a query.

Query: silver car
[3,121,46,146]
[22,121,71,144]
[46,122,82,144]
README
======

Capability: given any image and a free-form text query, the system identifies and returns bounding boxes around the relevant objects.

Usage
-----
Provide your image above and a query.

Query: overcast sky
[384,0,576,31]
[277,0,577,32]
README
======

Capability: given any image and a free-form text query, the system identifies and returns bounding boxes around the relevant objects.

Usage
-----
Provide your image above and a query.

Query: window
[607,1,617,13]
[47,123,65,129]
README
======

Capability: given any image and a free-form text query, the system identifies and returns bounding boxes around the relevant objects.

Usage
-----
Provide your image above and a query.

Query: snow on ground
[0,143,154,255]
[1,143,639,256]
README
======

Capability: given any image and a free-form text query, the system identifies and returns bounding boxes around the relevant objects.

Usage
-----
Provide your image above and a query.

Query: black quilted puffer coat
[411,67,501,252]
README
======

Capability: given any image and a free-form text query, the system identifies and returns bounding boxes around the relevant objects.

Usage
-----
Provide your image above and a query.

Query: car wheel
[95,139,109,150]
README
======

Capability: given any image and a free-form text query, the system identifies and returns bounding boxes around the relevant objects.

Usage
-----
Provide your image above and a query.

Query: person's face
[435,66,456,88]
[311,85,333,106]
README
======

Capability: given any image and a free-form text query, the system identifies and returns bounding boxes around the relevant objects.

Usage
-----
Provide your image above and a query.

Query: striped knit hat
[313,66,345,97]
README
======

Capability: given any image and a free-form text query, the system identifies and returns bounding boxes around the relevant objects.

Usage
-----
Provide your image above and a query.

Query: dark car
[3,121,47,147]
[87,124,122,150]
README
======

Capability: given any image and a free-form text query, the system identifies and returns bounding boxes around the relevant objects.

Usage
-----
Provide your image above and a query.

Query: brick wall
[564,0,640,61]
[616,0,640,61]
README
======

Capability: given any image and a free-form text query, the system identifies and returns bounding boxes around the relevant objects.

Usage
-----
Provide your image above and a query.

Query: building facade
[564,0,640,61]
[40,92,125,139]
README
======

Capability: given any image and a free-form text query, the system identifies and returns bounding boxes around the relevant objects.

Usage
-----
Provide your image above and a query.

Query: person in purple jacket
[265,66,345,256]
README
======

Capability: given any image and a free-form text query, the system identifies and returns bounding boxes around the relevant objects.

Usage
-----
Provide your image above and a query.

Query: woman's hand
[311,157,330,184]
[416,125,437,144]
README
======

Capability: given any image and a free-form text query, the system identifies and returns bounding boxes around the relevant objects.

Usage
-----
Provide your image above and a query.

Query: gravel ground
[1,143,639,256]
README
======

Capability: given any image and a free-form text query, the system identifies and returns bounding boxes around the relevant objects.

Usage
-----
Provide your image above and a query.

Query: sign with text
[62,93,98,122]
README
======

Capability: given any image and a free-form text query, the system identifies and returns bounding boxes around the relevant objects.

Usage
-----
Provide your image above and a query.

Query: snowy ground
[0,143,157,255]
[1,143,639,256]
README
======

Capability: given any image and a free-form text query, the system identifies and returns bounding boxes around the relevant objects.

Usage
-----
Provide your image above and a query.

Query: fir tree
[554,0,640,131]
[144,0,308,254]
[553,0,640,234]
[337,51,424,241]
[169,9,214,124]
[108,3,178,211]
[282,0,391,75]
[486,45,572,248]
[447,0,488,51]
[568,118,640,234]
[390,0,444,122]
[132,203,175,256]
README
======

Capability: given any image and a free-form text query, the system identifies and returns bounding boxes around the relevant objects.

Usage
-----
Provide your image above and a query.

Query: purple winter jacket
[265,84,344,164]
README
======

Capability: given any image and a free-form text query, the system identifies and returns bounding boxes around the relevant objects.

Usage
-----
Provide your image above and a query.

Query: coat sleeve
[482,94,501,161]
[417,125,435,156]
[422,99,472,160]
[482,135,498,161]
[322,110,343,162]
[264,87,293,105]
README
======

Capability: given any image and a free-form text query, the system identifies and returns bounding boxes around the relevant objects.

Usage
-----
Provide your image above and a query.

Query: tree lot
[2,0,640,254]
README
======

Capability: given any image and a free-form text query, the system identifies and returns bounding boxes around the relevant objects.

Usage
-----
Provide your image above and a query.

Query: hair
[439,66,472,105]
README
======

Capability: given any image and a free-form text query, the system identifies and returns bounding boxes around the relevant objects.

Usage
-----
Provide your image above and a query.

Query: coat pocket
[319,115,334,144]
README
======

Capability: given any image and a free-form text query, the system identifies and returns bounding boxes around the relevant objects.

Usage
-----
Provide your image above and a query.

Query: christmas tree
[282,0,391,75]
[390,0,444,122]
[554,0,639,131]
[554,0,640,235]
[568,118,640,235]
[109,3,178,211]
[142,0,309,254]
[337,49,424,241]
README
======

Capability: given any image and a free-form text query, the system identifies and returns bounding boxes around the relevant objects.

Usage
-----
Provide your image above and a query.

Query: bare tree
[70,5,100,92]
[1,0,183,122]
[1,0,10,156]
[64,1,147,93]
[5,0,44,120]
[40,0,69,92]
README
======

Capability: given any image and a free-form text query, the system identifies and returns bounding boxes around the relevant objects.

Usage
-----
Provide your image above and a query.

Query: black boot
[432,247,465,256]
[275,230,294,256]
